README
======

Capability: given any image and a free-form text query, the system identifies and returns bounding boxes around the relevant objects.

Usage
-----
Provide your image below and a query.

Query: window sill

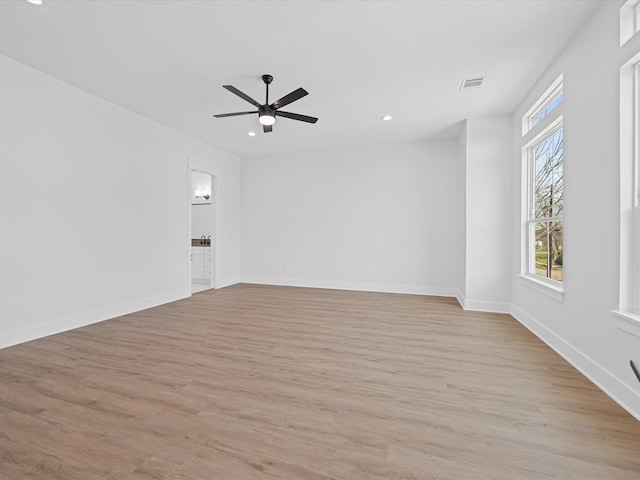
[613,310,640,339]
[518,274,564,302]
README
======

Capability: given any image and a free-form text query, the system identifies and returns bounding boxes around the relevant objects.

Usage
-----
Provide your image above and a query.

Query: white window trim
[613,310,640,338]
[518,273,564,302]
[621,0,640,46]
[523,116,564,292]
[629,60,640,314]
[634,206,640,314]
[616,52,640,327]
[634,64,640,311]
[522,74,563,136]
[521,75,564,300]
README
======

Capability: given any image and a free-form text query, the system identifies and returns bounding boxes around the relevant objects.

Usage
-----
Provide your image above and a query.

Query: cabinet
[191,246,212,280]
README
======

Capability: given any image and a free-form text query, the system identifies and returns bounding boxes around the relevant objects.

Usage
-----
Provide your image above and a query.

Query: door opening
[189,168,217,294]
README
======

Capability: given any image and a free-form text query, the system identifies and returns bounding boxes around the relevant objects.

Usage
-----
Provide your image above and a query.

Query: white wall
[240,140,460,295]
[0,54,241,348]
[460,115,512,312]
[457,121,468,301]
[510,1,640,419]
[191,204,213,240]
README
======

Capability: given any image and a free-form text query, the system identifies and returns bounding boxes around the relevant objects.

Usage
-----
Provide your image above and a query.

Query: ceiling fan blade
[223,85,263,108]
[270,88,308,110]
[275,110,318,124]
[213,111,257,118]
[263,124,273,133]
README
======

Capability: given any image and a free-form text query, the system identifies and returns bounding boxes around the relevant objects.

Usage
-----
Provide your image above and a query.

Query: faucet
[207,235,211,245]
[201,235,206,245]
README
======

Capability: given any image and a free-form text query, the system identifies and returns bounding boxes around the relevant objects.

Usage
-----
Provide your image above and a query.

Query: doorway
[188,167,217,294]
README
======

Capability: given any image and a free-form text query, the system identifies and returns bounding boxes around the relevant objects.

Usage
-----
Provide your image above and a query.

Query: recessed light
[248,131,256,137]
[381,115,393,121]
[26,0,43,5]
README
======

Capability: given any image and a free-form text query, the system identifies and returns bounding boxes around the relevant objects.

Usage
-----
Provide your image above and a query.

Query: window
[521,76,564,291]
[621,0,640,46]
[529,89,563,128]
[526,122,564,284]
[522,75,563,135]
[616,50,640,321]
[627,60,640,313]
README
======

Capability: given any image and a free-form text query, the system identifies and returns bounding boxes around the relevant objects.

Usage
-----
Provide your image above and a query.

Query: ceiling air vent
[460,76,486,90]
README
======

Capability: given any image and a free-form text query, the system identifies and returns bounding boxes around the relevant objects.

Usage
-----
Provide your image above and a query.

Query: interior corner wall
[456,121,468,305]
[459,116,513,313]
[510,0,640,420]
[240,139,460,296]
[0,54,242,349]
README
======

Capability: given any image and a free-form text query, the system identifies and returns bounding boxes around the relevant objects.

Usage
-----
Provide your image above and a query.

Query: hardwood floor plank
[1,284,639,479]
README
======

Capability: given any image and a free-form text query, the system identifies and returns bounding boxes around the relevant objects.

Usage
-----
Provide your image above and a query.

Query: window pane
[532,92,563,127]
[534,129,563,218]
[534,221,563,281]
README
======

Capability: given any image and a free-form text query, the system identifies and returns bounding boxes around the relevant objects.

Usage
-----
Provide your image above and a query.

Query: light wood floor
[1,284,640,479]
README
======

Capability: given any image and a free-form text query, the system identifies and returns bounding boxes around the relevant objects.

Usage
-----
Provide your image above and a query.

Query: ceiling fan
[213,74,318,133]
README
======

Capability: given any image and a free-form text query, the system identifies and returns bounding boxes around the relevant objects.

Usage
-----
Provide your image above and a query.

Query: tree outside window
[530,127,563,282]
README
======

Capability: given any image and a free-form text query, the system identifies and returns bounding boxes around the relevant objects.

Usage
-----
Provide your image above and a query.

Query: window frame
[632,62,640,314]
[615,52,640,323]
[520,75,565,298]
[524,118,564,289]
[522,74,563,136]
[621,0,640,46]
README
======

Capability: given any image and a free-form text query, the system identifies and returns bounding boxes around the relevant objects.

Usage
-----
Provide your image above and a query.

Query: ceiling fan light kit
[213,74,318,133]
[258,109,276,126]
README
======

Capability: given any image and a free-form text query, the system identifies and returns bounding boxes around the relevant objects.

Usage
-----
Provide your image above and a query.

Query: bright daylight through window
[522,75,563,135]
[529,126,564,282]
[530,90,563,130]
[522,76,564,287]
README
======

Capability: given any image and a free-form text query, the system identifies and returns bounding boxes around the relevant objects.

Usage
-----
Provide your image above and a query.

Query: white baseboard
[455,289,466,308]
[454,290,510,313]
[216,276,241,289]
[462,298,511,313]
[241,277,514,314]
[240,275,458,297]
[0,288,190,350]
[510,304,640,422]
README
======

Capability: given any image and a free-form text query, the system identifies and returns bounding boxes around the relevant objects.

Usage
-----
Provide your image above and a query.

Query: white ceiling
[0,0,601,158]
